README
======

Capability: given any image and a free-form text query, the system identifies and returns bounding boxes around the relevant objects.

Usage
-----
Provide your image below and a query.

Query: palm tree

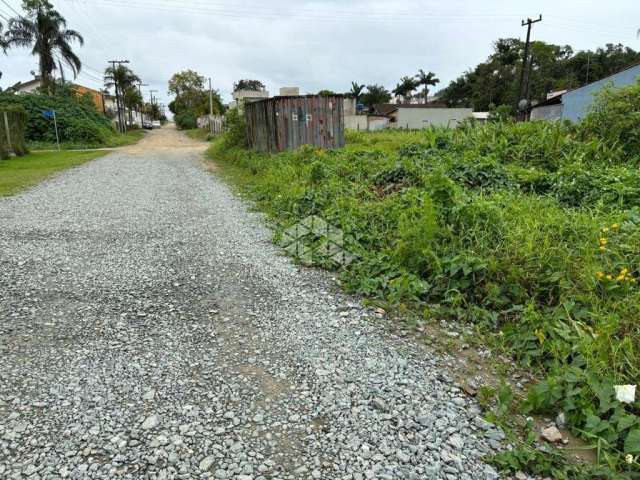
[392,76,419,104]
[5,0,84,94]
[104,64,140,132]
[349,81,365,104]
[416,69,440,103]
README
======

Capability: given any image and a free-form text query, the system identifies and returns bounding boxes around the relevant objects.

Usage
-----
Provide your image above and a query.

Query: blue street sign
[42,110,55,119]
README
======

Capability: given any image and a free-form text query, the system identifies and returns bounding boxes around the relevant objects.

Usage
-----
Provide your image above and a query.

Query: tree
[168,69,204,99]
[392,76,419,104]
[6,0,84,94]
[349,82,365,104]
[318,89,336,96]
[360,84,391,108]
[439,39,640,111]
[104,64,139,132]
[168,69,222,120]
[233,79,265,92]
[416,69,440,103]
[123,86,143,126]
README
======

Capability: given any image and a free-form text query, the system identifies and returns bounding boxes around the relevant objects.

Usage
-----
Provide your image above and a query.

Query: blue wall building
[530,63,640,122]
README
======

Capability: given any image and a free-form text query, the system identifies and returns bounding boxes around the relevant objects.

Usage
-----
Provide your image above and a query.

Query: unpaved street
[0,127,503,479]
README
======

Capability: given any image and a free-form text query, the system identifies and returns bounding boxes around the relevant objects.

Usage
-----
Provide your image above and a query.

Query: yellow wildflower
[607,274,614,280]
[599,246,606,251]
[596,272,605,279]
[612,223,619,229]
[602,227,609,233]
[599,237,608,246]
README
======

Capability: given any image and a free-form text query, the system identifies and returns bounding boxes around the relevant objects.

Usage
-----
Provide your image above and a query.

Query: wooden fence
[197,114,225,134]
[244,95,345,153]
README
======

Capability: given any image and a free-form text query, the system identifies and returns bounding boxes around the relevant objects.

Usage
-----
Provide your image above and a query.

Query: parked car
[152,120,161,129]
[142,121,153,130]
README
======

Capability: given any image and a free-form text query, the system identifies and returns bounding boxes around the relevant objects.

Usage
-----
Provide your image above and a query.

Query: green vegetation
[440,40,640,111]
[27,129,144,150]
[208,83,640,477]
[5,0,84,94]
[0,89,114,146]
[183,128,211,142]
[0,105,28,158]
[168,69,223,130]
[0,149,107,196]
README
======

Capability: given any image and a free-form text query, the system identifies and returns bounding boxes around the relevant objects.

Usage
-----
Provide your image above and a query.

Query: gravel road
[0,127,504,479]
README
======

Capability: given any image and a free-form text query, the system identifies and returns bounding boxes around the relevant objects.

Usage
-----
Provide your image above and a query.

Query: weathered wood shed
[244,95,345,153]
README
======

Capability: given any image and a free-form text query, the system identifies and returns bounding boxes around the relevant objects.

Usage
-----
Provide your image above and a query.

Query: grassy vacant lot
[27,129,145,151]
[0,150,107,196]
[209,84,640,478]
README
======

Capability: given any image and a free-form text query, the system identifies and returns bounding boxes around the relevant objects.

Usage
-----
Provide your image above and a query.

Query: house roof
[533,61,640,109]
[372,104,399,116]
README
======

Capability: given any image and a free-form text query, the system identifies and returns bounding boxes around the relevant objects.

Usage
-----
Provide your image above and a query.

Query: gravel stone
[0,128,504,478]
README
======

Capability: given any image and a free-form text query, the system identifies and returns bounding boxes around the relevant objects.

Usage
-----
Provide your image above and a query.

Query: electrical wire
[69,0,525,24]
[0,0,20,17]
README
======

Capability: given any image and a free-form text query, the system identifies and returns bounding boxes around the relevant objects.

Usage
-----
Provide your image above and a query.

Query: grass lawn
[183,128,211,141]
[0,150,108,196]
[27,129,145,151]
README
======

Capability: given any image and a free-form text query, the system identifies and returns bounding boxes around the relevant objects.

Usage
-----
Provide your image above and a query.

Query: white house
[373,104,473,129]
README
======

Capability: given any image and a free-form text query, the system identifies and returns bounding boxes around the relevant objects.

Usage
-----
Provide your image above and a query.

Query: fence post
[3,112,12,154]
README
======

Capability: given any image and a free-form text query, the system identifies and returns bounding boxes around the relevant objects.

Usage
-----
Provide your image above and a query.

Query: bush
[579,80,640,161]
[174,110,198,130]
[0,90,114,145]
[222,107,247,148]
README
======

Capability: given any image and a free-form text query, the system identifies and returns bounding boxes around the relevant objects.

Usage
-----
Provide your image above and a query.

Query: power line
[0,0,20,17]
[71,0,525,24]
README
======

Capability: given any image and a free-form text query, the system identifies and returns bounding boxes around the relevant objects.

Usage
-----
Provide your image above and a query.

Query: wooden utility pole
[137,82,148,125]
[208,77,214,133]
[149,90,158,120]
[517,15,542,120]
[108,60,130,133]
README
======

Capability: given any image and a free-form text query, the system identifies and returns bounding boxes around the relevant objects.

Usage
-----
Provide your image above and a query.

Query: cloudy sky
[1,0,639,109]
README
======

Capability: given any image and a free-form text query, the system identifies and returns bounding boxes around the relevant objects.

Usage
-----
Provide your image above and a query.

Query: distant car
[142,121,153,130]
[152,120,161,129]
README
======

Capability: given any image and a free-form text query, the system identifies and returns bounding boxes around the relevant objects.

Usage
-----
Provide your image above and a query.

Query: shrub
[174,110,198,130]
[0,90,114,145]
[579,80,640,161]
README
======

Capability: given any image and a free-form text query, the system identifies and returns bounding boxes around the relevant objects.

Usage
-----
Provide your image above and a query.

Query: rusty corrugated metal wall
[244,95,345,153]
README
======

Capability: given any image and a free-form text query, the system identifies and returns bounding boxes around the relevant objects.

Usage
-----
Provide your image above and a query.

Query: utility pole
[208,77,214,134]
[108,60,130,133]
[516,15,542,120]
[137,82,148,125]
[149,90,158,120]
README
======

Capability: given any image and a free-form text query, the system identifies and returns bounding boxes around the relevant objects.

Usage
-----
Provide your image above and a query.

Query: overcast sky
[1,0,639,109]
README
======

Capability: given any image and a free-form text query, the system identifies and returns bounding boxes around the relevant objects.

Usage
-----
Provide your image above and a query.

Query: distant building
[472,112,490,123]
[372,103,473,129]
[230,88,269,110]
[15,77,107,113]
[530,63,640,122]
[279,87,300,96]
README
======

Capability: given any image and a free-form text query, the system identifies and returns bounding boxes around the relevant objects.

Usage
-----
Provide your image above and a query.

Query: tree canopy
[5,0,84,93]
[233,79,265,92]
[439,39,640,111]
[168,69,223,128]
[361,84,391,108]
